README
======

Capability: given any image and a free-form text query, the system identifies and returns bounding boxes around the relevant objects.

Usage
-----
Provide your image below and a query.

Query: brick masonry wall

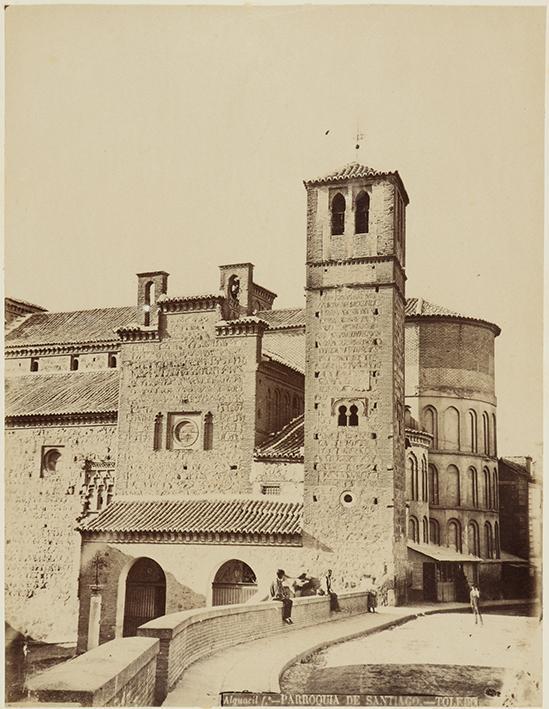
[5,424,117,642]
[250,460,304,497]
[115,309,259,496]
[417,321,497,402]
[28,636,159,707]
[138,591,370,700]
[303,177,407,600]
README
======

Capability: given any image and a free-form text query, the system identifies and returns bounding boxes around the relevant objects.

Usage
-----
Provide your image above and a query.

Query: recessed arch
[122,557,166,637]
[448,519,462,552]
[408,515,419,543]
[354,190,370,234]
[212,559,258,606]
[422,406,438,448]
[331,193,346,236]
[443,406,460,451]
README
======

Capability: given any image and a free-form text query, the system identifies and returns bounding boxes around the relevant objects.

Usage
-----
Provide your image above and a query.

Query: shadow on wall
[77,544,206,653]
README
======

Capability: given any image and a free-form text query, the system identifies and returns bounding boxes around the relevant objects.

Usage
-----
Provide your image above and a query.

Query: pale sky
[5,5,545,464]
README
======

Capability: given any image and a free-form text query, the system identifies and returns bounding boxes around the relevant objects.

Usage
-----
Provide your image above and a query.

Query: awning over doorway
[408,541,482,563]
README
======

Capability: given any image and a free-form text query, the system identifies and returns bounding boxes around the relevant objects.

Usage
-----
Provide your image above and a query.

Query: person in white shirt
[469,584,483,625]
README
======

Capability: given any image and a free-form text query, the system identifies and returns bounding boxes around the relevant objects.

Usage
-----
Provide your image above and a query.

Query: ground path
[163,600,532,707]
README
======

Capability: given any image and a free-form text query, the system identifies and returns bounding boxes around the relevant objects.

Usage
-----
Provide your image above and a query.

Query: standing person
[326,569,341,612]
[367,578,378,613]
[270,569,293,624]
[470,584,483,625]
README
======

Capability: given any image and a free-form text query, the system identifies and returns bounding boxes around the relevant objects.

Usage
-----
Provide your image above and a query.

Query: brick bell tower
[302,162,409,604]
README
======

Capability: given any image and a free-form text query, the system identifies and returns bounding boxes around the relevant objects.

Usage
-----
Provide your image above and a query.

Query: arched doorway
[123,558,166,637]
[212,560,257,606]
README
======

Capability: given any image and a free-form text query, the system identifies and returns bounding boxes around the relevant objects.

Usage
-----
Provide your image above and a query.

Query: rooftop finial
[355,126,364,159]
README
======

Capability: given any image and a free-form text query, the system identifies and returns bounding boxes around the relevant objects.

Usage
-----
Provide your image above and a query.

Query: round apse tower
[405,299,502,594]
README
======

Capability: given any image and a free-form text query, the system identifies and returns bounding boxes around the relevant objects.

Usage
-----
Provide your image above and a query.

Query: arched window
[422,516,429,544]
[429,518,441,545]
[409,516,419,543]
[338,405,348,427]
[468,410,477,453]
[494,521,500,559]
[266,389,272,430]
[349,404,359,427]
[492,413,497,458]
[355,190,370,234]
[212,559,258,606]
[422,406,438,448]
[204,412,214,451]
[108,353,118,369]
[469,467,479,507]
[443,407,460,451]
[274,390,280,430]
[153,413,163,451]
[448,519,462,552]
[70,355,79,371]
[283,392,291,425]
[446,465,460,506]
[30,358,39,372]
[492,469,498,510]
[143,281,155,326]
[468,520,480,556]
[421,456,428,501]
[41,448,61,477]
[483,467,491,509]
[429,464,439,505]
[292,395,300,418]
[409,454,419,501]
[482,412,490,455]
[331,193,346,236]
[484,521,493,559]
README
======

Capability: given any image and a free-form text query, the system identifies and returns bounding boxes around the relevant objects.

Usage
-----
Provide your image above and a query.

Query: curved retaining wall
[28,591,370,706]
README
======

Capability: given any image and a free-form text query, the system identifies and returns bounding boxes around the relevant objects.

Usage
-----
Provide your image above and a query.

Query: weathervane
[355,129,365,158]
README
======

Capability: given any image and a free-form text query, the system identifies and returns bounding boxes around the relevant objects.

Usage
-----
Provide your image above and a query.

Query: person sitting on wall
[326,569,341,612]
[270,569,293,624]
[294,572,319,597]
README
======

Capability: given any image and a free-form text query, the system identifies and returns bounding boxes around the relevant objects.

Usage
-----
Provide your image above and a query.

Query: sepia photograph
[4,4,545,707]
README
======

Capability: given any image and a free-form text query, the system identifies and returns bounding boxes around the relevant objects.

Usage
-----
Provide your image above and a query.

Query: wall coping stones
[27,636,159,706]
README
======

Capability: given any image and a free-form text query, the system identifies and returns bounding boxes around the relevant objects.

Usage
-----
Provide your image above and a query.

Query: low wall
[26,636,159,707]
[25,592,369,706]
[138,591,370,702]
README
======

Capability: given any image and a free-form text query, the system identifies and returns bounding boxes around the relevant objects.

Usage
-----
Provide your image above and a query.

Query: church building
[5,161,525,650]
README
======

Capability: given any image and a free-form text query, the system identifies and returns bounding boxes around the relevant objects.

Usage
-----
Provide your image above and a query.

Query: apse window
[41,446,63,478]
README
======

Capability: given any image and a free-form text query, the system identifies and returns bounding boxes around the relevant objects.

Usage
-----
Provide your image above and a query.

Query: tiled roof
[5,297,48,312]
[80,497,303,536]
[255,415,304,460]
[256,308,305,330]
[263,331,305,374]
[405,298,501,335]
[5,306,138,347]
[305,162,388,185]
[5,371,119,417]
[499,458,532,479]
[304,162,409,203]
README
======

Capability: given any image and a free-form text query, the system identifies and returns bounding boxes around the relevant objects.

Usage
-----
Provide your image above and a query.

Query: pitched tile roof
[499,457,532,479]
[256,308,305,330]
[255,415,304,461]
[304,162,409,203]
[80,497,303,536]
[262,331,305,374]
[408,542,482,563]
[405,298,501,335]
[5,371,119,417]
[5,306,138,347]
